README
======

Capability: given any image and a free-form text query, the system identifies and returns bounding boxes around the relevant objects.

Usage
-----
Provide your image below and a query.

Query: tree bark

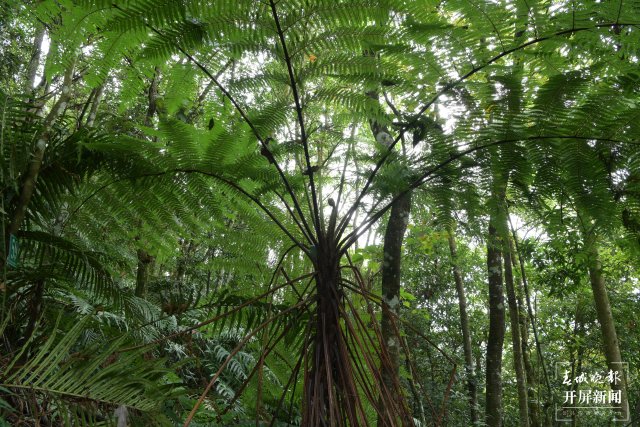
[513,257,541,427]
[503,242,529,427]
[363,63,413,426]
[85,82,106,128]
[585,233,629,421]
[376,191,411,427]
[486,218,505,427]
[447,229,478,425]
[24,25,46,93]
[4,58,76,261]
[135,249,153,298]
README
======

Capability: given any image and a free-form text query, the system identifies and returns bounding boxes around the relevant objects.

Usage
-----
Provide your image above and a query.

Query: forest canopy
[1,0,640,426]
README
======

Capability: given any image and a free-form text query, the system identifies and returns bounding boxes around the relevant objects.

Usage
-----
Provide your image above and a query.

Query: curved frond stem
[166,170,301,250]
[336,22,640,241]
[113,4,316,243]
[118,272,315,352]
[72,167,306,252]
[340,135,640,251]
[269,0,322,236]
[334,134,352,219]
[338,299,408,425]
[269,320,312,427]
[267,244,298,289]
[217,302,310,421]
[183,297,312,427]
[343,255,457,367]
[61,178,119,231]
[274,190,315,245]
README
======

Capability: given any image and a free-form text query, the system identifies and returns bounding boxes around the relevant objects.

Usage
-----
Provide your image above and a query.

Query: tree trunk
[145,67,160,127]
[364,65,413,426]
[486,219,505,427]
[85,82,106,128]
[585,233,629,421]
[516,273,541,427]
[376,191,411,427]
[303,245,361,426]
[24,25,46,93]
[503,239,529,427]
[570,297,586,427]
[509,219,553,420]
[447,229,478,425]
[135,249,153,298]
[4,58,76,264]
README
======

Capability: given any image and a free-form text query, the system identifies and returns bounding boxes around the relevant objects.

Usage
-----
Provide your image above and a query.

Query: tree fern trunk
[447,229,478,425]
[303,246,360,426]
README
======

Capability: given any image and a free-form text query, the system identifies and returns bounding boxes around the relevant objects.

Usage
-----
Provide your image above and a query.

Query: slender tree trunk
[4,58,76,261]
[132,70,161,298]
[377,191,412,427]
[85,82,106,128]
[405,352,426,426]
[515,273,541,427]
[486,218,505,427]
[509,218,553,418]
[503,238,529,427]
[135,249,153,298]
[570,297,585,427]
[24,25,46,93]
[447,229,478,425]
[364,65,413,426]
[585,233,629,421]
[521,322,540,427]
